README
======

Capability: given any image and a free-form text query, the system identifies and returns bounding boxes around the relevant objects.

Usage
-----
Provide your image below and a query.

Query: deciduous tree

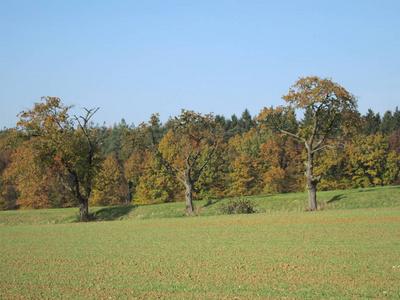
[228,127,265,196]
[156,110,224,215]
[258,76,357,210]
[5,141,74,209]
[16,97,102,221]
[259,136,304,194]
[348,133,399,187]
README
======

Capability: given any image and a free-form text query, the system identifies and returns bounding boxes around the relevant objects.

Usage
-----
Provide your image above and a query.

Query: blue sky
[1,0,399,128]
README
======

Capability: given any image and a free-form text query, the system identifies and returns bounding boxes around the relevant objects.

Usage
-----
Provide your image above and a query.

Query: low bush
[219,198,256,215]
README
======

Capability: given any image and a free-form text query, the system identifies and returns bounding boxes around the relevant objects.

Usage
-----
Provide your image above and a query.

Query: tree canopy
[1,80,399,215]
[258,76,358,210]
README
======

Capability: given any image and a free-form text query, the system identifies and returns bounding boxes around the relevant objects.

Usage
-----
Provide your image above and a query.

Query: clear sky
[1,0,399,128]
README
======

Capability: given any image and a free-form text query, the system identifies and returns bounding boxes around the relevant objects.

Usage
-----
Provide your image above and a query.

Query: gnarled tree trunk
[306,178,318,211]
[305,150,320,211]
[184,179,194,215]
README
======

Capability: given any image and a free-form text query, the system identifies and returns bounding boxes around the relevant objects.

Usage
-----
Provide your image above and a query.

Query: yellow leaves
[259,140,280,165]
[347,133,398,187]
[231,153,263,196]
[133,151,181,204]
[264,166,286,195]
[158,130,183,162]
[229,127,262,158]
[91,153,127,206]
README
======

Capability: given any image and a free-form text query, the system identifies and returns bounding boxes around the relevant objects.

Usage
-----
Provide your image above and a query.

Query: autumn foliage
[1,79,400,214]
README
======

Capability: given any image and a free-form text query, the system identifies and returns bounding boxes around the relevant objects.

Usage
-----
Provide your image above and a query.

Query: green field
[1,186,400,226]
[1,186,400,299]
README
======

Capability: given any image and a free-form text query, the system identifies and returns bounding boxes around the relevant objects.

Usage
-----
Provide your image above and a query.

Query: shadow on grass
[202,199,223,208]
[327,194,346,203]
[92,205,137,221]
[356,185,400,193]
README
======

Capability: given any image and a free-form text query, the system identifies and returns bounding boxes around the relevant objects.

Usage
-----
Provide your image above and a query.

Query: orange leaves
[11,97,101,220]
[279,76,358,143]
[259,137,304,194]
[258,77,358,209]
[4,142,74,209]
[259,139,281,166]
[17,97,72,138]
[264,166,286,194]
[159,110,224,184]
[231,153,262,196]
[282,76,356,111]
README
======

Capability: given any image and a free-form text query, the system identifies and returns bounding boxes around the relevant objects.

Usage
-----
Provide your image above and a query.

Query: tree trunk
[184,182,194,215]
[128,181,133,204]
[307,180,318,211]
[79,199,90,222]
[305,151,318,211]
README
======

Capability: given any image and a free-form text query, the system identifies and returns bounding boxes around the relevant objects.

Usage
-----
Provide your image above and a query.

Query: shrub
[219,198,256,215]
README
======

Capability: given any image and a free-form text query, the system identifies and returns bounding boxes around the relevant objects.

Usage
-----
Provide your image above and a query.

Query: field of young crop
[1,205,400,299]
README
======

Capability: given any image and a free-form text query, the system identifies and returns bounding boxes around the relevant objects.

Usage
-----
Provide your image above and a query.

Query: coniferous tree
[380,110,394,135]
[363,109,381,135]
[392,107,400,132]
[237,108,255,134]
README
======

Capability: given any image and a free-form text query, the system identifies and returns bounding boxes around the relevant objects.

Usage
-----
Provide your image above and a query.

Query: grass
[1,185,400,226]
[0,186,400,298]
[1,209,400,299]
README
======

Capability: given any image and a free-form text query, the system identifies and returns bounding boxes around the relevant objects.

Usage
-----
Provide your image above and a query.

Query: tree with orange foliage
[259,136,304,194]
[4,141,74,209]
[230,152,263,196]
[16,97,101,221]
[258,76,358,210]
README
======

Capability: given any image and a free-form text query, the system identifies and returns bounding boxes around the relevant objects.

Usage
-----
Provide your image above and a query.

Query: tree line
[0,77,399,220]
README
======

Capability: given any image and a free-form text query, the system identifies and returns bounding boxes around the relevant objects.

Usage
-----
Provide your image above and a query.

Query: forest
[1,77,399,220]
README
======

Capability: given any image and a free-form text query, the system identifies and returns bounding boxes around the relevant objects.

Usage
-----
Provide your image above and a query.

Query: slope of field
[1,208,400,299]
[0,186,399,226]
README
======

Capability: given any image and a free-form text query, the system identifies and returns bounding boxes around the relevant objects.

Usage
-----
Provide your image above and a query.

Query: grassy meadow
[1,186,400,299]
